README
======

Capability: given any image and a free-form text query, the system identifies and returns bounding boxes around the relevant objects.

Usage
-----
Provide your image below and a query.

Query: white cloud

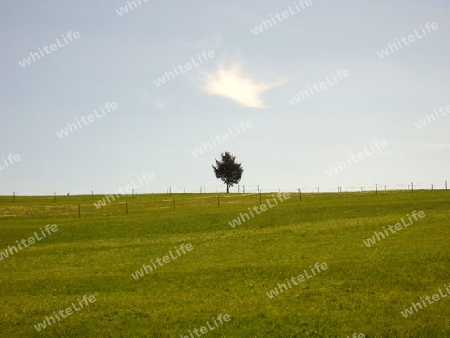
[203,64,286,108]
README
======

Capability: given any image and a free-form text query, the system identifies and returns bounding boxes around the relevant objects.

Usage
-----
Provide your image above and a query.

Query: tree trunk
[226,184,229,193]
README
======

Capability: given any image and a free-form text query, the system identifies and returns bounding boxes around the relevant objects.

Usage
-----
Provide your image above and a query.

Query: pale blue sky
[1,0,449,195]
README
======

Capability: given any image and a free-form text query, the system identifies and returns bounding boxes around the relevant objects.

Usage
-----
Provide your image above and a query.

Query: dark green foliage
[212,152,243,193]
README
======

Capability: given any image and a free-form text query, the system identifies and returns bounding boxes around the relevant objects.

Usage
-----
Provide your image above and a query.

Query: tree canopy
[212,152,243,193]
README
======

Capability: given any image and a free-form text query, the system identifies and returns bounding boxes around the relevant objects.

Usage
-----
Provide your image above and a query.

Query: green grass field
[0,190,449,337]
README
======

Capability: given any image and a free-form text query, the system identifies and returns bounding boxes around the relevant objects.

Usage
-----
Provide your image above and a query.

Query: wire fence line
[0,181,448,220]
[0,194,260,219]
[3,180,448,198]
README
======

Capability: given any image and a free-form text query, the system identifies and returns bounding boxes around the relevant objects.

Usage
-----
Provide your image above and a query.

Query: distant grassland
[0,190,449,337]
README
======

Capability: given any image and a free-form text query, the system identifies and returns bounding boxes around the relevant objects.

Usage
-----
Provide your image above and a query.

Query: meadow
[0,190,449,337]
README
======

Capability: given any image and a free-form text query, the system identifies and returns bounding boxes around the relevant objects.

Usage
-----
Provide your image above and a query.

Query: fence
[5,180,447,197]
[0,193,262,219]
[0,180,448,220]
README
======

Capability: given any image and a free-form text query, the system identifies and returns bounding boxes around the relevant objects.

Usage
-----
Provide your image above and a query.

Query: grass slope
[0,191,449,337]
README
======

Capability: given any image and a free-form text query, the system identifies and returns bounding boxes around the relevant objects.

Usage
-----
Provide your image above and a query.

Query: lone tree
[212,152,243,193]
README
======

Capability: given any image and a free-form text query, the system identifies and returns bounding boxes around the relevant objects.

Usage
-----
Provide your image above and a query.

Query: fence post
[54,192,56,202]
[411,182,414,192]
[375,184,378,196]
[446,180,448,190]
[298,188,302,201]
[13,192,15,203]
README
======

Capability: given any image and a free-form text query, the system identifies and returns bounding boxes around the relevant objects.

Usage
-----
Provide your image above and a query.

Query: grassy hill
[0,190,449,337]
